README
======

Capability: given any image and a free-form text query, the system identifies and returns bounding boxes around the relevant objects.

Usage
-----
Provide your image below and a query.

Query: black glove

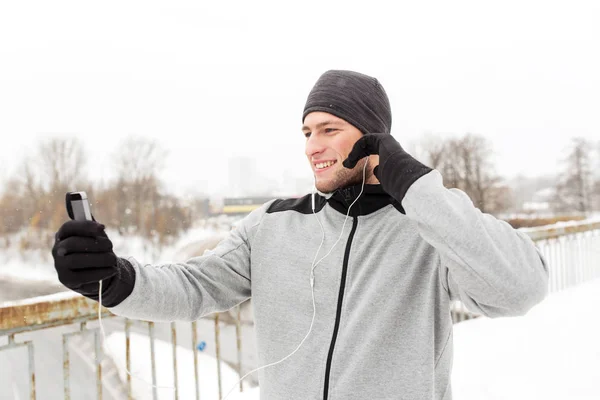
[342,133,433,204]
[52,220,135,307]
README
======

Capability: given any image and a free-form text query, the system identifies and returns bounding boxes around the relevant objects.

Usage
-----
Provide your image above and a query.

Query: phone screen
[66,192,93,221]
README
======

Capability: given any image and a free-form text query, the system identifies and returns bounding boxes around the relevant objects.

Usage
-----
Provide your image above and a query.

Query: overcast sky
[1,1,599,196]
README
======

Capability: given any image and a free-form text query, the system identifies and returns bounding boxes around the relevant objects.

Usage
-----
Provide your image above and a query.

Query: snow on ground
[0,290,79,307]
[102,279,600,399]
[452,277,600,400]
[3,216,600,398]
[0,213,594,284]
[102,279,600,400]
[518,213,600,234]
[107,216,237,266]
[104,331,259,400]
[0,242,58,283]
[0,216,236,284]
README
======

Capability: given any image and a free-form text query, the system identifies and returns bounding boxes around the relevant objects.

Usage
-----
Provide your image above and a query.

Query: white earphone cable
[221,157,369,400]
[97,157,370,399]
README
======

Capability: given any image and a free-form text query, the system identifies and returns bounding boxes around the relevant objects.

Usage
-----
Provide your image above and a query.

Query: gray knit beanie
[302,70,392,135]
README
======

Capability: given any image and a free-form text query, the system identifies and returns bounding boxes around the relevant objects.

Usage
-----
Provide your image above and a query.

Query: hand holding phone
[52,190,135,307]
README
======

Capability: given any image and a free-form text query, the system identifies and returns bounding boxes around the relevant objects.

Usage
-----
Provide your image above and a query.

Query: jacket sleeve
[401,170,549,318]
[107,200,273,322]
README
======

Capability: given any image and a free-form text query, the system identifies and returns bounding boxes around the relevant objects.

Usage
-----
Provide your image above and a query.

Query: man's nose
[305,134,325,157]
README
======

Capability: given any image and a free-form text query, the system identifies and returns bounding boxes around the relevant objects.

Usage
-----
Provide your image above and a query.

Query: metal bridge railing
[0,292,247,400]
[450,220,600,322]
[1,220,599,399]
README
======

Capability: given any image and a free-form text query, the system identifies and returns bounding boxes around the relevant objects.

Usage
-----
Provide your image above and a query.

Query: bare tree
[419,133,509,214]
[460,134,504,213]
[555,137,594,214]
[111,136,168,235]
[37,136,87,194]
[1,134,192,254]
[593,140,600,211]
[417,133,447,170]
[0,178,27,235]
[5,137,87,232]
[113,136,167,184]
[592,180,600,211]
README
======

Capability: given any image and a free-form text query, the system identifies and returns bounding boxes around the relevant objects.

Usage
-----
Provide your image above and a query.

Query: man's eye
[325,128,337,134]
[304,132,311,138]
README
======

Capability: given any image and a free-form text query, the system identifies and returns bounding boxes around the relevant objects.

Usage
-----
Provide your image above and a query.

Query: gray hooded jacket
[109,170,549,399]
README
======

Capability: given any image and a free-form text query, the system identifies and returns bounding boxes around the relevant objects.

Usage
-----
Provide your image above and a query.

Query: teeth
[316,161,335,169]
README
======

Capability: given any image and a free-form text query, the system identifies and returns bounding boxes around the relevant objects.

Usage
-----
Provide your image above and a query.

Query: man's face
[303,112,377,193]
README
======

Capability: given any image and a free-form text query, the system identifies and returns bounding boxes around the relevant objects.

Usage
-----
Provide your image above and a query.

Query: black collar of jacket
[325,183,405,216]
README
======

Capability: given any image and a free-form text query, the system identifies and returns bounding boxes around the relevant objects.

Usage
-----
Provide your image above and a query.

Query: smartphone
[66,191,93,221]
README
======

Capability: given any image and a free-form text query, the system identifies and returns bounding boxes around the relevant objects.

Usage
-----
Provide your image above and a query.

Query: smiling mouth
[314,160,337,172]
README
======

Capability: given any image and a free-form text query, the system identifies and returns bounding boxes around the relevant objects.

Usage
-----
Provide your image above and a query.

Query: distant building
[523,187,554,212]
[222,196,279,215]
[228,157,258,197]
[523,201,550,212]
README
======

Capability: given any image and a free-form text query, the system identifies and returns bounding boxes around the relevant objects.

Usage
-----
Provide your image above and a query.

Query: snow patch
[0,220,234,283]
[452,278,600,399]
[103,331,259,400]
[0,290,79,308]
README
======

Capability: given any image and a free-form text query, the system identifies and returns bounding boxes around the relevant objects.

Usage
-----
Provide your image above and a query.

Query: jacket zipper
[323,215,358,400]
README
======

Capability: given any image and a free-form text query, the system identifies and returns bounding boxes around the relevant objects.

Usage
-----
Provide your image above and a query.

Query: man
[52,70,549,399]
